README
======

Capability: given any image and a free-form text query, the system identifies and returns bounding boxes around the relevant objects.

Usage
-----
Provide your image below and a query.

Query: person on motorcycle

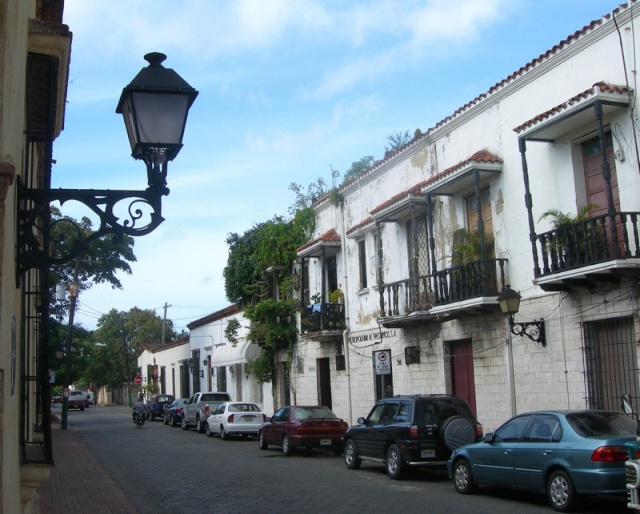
[132,396,147,423]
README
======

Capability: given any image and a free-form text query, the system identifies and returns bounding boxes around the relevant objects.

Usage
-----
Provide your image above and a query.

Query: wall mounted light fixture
[497,286,546,346]
[16,52,198,280]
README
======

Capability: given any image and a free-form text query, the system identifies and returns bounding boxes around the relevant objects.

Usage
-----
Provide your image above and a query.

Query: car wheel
[259,431,268,450]
[220,426,228,440]
[547,470,575,512]
[344,439,361,470]
[80,406,85,411]
[206,423,213,437]
[282,435,292,456]
[181,418,189,430]
[441,416,475,452]
[386,444,406,479]
[453,459,477,494]
[196,417,205,433]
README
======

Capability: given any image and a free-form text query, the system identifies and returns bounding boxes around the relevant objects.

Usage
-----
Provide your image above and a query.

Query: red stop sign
[134,375,142,385]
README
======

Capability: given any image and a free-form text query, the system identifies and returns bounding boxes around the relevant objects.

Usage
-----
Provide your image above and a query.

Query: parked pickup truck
[182,392,231,433]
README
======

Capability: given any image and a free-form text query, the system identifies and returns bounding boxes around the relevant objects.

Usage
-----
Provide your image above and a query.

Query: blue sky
[56,0,625,332]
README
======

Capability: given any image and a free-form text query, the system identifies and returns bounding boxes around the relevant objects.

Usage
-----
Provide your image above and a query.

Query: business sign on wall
[374,349,391,375]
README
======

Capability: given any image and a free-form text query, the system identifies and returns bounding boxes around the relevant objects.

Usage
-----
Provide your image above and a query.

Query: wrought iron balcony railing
[378,258,508,317]
[301,303,346,333]
[534,212,640,277]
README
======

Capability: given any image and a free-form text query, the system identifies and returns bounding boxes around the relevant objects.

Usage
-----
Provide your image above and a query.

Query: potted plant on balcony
[538,204,600,265]
[449,228,496,297]
[329,289,344,304]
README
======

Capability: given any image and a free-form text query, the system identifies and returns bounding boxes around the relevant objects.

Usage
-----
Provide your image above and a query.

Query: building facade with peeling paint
[292,2,640,433]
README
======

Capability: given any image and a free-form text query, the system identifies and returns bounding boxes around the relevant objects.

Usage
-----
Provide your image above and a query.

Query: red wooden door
[450,339,477,417]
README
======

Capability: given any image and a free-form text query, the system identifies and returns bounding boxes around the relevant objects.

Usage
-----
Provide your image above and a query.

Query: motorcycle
[133,411,145,428]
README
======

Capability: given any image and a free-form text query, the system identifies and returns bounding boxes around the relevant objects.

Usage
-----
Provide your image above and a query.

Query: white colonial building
[290,2,640,432]
[187,305,271,413]
[138,337,190,398]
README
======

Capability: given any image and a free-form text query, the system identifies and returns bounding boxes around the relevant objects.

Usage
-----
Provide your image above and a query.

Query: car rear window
[201,393,230,402]
[228,403,261,413]
[566,411,637,437]
[294,407,337,420]
[414,399,472,423]
[157,395,173,403]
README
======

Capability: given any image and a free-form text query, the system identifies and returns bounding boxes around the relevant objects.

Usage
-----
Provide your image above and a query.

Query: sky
[56,0,626,333]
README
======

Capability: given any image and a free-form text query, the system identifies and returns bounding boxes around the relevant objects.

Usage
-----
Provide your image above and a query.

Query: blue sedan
[447,410,637,512]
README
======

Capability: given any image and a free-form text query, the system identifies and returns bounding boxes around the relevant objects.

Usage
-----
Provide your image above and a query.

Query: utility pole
[61,256,80,430]
[161,302,171,344]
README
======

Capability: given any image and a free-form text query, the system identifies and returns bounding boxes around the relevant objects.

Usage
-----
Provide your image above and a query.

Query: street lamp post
[60,256,80,430]
[16,52,198,280]
[17,53,197,429]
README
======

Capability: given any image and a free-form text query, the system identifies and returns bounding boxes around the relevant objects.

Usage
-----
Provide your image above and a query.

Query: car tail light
[204,404,210,416]
[591,446,629,462]
[176,408,183,414]
[410,425,419,438]
[475,423,483,439]
[262,414,267,422]
[227,414,235,423]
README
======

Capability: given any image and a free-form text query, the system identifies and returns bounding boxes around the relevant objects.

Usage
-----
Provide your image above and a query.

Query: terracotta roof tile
[513,82,630,134]
[297,228,341,252]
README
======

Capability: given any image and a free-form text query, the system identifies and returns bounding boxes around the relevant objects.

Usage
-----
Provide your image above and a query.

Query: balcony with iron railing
[300,303,346,341]
[533,212,640,291]
[378,258,508,326]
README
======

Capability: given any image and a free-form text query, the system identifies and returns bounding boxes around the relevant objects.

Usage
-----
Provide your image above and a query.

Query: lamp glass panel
[131,92,189,145]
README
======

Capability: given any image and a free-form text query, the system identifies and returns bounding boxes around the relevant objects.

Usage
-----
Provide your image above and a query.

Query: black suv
[343,394,482,479]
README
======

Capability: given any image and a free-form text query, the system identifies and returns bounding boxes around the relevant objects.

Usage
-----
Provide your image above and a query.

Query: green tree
[49,207,136,322]
[91,307,175,384]
[385,130,411,153]
[224,213,312,305]
[341,155,375,185]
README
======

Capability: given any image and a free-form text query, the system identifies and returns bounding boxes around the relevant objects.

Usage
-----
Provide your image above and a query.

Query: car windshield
[157,396,172,402]
[228,403,261,413]
[566,411,637,437]
[294,407,337,420]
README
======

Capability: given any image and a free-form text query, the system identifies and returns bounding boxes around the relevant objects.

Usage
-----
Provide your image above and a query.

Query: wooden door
[583,133,622,255]
[450,339,477,416]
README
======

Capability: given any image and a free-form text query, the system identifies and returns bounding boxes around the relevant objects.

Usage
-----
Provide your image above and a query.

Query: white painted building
[138,337,190,399]
[293,3,640,432]
[187,305,272,413]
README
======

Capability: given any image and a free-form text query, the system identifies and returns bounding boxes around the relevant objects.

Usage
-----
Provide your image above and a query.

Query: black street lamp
[497,285,546,346]
[16,52,198,281]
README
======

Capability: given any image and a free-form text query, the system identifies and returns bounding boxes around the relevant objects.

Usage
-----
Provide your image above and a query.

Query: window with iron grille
[582,317,639,412]
[358,239,367,289]
[405,345,421,365]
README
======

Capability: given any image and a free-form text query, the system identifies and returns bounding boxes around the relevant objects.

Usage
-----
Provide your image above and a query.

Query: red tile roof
[513,82,630,134]
[297,228,341,253]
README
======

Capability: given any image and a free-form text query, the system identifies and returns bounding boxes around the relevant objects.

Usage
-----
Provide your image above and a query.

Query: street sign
[134,375,142,385]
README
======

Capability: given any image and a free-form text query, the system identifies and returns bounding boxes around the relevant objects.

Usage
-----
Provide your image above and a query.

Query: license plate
[320,438,331,446]
[241,416,256,421]
[421,448,435,459]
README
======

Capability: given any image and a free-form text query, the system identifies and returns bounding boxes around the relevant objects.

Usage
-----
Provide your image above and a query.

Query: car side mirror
[357,416,366,425]
[483,433,495,443]
[623,394,634,415]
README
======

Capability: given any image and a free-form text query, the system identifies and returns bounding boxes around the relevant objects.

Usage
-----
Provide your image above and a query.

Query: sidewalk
[40,414,139,514]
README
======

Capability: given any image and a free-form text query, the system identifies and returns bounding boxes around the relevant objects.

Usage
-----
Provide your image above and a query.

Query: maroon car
[258,405,348,456]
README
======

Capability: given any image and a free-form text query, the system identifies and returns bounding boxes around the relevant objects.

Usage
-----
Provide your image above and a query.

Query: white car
[205,402,266,440]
